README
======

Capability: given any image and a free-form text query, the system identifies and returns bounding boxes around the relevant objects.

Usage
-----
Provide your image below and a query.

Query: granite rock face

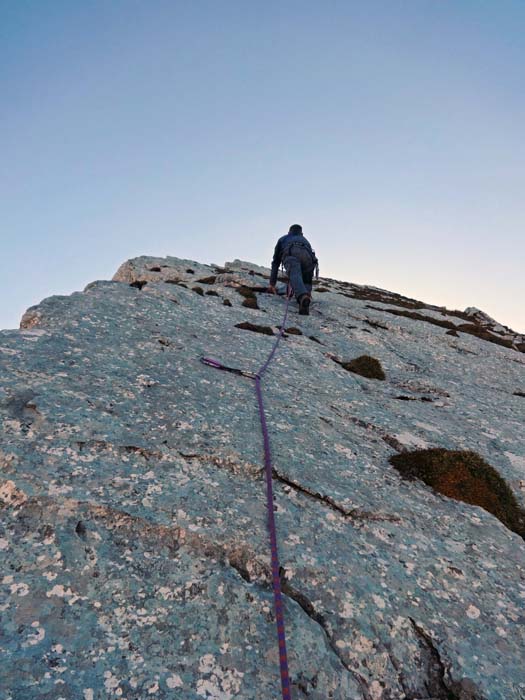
[1,255,525,700]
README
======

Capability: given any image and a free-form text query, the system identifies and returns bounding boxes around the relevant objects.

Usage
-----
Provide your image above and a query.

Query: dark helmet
[289,224,303,234]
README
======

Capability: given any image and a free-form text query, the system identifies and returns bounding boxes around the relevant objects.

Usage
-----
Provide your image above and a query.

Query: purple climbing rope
[201,286,293,700]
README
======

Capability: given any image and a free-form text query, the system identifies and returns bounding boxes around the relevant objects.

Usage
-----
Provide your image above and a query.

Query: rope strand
[201,285,293,700]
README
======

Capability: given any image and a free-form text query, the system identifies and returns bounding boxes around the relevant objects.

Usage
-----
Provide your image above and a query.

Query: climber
[267,224,319,316]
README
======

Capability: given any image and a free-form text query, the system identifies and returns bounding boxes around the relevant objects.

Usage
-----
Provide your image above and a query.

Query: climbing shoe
[298,294,311,316]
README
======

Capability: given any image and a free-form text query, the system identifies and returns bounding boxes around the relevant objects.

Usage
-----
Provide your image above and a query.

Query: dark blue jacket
[269,232,317,286]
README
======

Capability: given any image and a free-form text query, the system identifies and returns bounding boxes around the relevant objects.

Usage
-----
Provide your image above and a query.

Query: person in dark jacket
[268,224,318,315]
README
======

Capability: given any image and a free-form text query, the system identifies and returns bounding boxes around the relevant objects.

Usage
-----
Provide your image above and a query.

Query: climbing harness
[282,241,319,281]
[201,284,294,700]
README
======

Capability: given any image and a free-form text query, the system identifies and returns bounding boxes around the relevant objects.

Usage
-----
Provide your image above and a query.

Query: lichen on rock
[0,254,524,700]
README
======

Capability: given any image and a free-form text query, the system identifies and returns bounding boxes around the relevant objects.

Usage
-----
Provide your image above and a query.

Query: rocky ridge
[1,255,524,700]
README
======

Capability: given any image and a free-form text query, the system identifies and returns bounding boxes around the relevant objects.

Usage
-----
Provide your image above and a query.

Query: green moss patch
[389,449,525,539]
[331,354,386,380]
[235,322,274,336]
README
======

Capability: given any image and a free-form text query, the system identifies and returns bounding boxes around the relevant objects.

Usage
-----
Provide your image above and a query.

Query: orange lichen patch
[389,449,525,538]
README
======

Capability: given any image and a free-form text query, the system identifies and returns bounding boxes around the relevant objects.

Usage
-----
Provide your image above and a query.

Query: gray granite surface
[1,255,524,699]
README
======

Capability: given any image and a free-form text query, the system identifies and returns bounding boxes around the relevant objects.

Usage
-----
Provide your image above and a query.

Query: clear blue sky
[1,1,524,332]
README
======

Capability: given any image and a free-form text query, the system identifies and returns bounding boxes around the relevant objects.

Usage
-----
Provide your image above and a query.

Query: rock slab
[1,256,525,699]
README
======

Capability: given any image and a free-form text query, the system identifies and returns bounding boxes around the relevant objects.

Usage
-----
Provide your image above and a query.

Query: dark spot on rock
[186,269,195,274]
[237,286,256,299]
[446,329,459,337]
[365,319,388,330]
[242,297,259,310]
[315,287,331,292]
[223,299,232,307]
[130,281,147,290]
[448,565,463,576]
[148,266,161,272]
[347,325,358,330]
[235,322,274,336]
[368,306,458,331]
[456,323,514,348]
[333,355,386,380]
[158,338,170,346]
[277,326,302,335]
[350,288,427,310]
[308,335,323,344]
[205,290,220,297]
[75,521,87,539]
[197,275,217,284]
[192,287,204,296]
[368,305,517,352]
[41,524,54,540]
[389,449,525,539]
[420,396,433,403]
[514,391,525,397]
[395,395,415,401]
[362,328,372,333]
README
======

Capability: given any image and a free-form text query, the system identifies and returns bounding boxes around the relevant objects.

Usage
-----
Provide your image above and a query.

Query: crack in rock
[75,439,165,461]
[280,578,372,700]
[273,468,401,523]
[345,415,407,453]
[408,618,484,700]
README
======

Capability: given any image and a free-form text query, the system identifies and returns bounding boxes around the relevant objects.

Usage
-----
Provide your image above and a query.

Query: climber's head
[288,224,303,235]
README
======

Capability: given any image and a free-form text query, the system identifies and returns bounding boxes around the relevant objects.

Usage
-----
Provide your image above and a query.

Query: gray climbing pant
[283,247,316,302]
